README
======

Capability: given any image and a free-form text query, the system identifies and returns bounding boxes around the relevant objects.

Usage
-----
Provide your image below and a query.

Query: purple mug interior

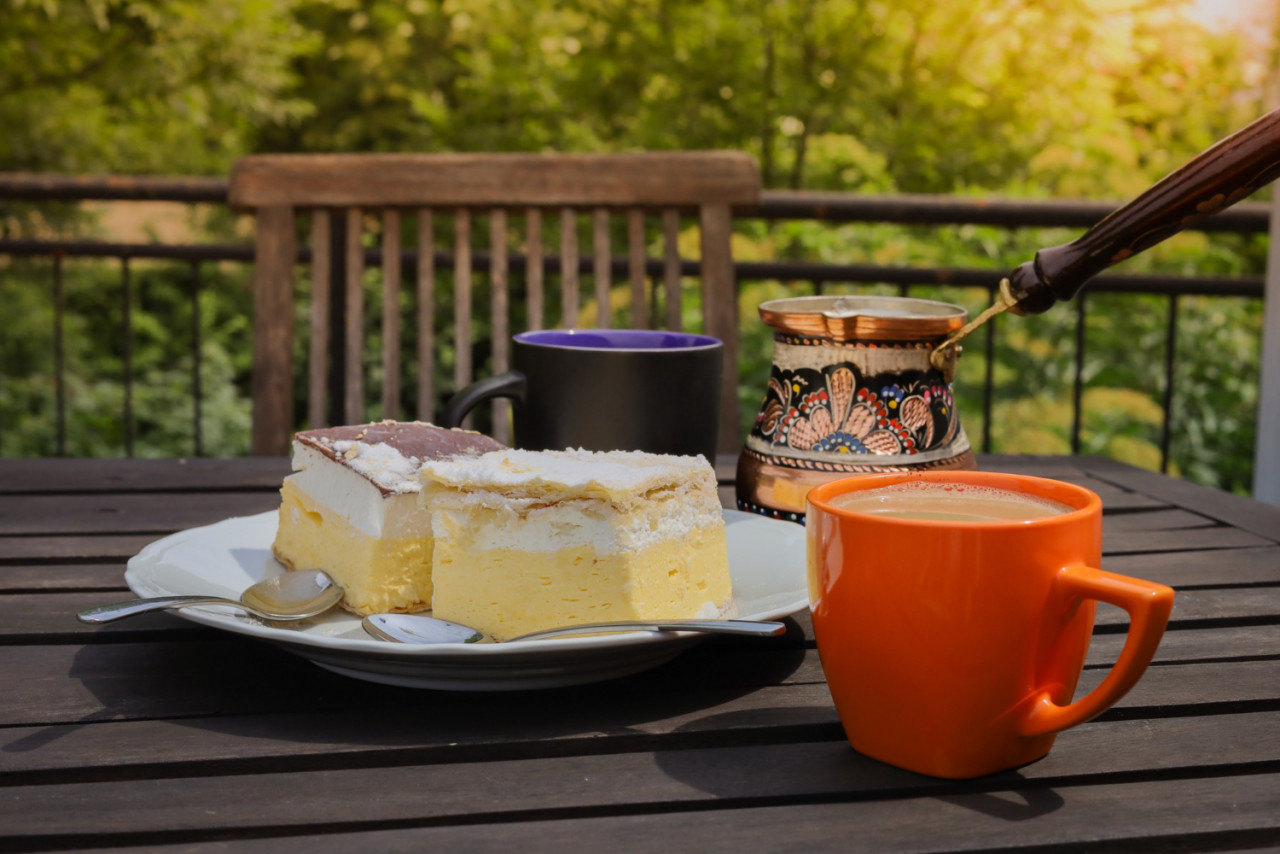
[515,329,721,351]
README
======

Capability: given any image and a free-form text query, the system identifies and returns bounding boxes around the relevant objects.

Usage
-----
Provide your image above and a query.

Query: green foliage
[0,257,254,456]
[0,0,1275,496]
[0,0,309,174]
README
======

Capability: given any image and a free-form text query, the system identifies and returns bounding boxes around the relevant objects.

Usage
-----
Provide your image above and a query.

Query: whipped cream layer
[285,442,426,538]
[419,449,724,553]
[286,420,505,537]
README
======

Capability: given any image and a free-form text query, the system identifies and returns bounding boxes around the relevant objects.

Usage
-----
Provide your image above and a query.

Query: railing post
[190,260,203,457]
[1254,192,1280,505]
[1160,294,1179,474]
[1071,293,1086,455]
[122,256,134,458]
[982,284,998,454]
[53,253,66,457]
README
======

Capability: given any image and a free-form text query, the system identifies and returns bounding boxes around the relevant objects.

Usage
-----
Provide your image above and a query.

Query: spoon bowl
[362,612,787,645]
[77,570,345,624]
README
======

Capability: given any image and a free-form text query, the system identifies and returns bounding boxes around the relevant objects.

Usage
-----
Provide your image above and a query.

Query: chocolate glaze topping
[295,421,506,494]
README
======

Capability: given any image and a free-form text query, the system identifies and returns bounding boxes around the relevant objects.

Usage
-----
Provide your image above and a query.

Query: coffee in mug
[807,471,1174,779]
[827,481,1072,522]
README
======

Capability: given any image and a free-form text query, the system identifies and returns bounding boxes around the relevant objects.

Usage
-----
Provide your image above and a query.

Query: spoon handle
[77,596,238,624]
[509,618,787,642]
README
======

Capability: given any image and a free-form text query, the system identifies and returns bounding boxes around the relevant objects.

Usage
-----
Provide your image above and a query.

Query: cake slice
[418,448,734,641]
[271,420,505,616]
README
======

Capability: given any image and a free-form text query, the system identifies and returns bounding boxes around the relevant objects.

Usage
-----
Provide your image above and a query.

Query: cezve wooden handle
[1007,107,1280,315]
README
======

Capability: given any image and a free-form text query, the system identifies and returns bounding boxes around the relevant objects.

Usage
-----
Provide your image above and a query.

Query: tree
[0,0,1273,489]
[0,0,307,175]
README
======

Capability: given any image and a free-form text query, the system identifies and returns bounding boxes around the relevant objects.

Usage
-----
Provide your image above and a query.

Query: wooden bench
[228,152,761,456]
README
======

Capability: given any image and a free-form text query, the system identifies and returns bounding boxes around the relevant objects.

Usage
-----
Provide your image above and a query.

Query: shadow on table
[21,620,810,757]
[653,708,1065,820]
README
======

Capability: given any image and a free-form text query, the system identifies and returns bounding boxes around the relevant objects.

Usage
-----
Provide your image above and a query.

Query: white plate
[125,510,808,691]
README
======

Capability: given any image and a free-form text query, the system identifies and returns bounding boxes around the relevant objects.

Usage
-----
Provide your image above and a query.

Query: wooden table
[2,454,1278,852]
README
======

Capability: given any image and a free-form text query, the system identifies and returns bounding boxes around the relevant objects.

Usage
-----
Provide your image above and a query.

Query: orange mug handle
[1018,565,1175,737]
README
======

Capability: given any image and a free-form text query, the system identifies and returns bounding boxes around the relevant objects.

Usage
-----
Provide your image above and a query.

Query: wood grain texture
[1079,455,1280,542]
[343,207,365,425]
[490,208,510,444]
[292,773,1279,853]
[1102,508,1214,532]
[0,533,167,562]
[249,205,295,456]
[415,209,436,421]
[307,212,331,429]
[1105,545,1280,587]
[662,209,681,332]
[2,636,1272,732]
[229,152,761,208]
[3,454,1278,853]
[700,202,740,455]
[4,714,1278,841]
[1092,586,1280,627]
[0,457,291,494]
[454,208,473,397]
[525,208,544,331]
[628,209,646,327]
[0,564,128,592]
[10,768,1276,852]
[0,492,280,535]
[593,207,611,328]
[1087,623,1280,665]
[380,209,402,420]
[560,208,579,328]
[1101,526,1272,554]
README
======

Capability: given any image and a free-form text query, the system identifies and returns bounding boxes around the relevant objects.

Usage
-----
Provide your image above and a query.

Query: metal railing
[0,173,1269,479]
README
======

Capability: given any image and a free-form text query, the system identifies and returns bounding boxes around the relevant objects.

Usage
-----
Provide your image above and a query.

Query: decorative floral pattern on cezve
[752,363,958,455]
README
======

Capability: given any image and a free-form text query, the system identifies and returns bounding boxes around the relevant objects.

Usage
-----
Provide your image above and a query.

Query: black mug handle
[441,371,528,428]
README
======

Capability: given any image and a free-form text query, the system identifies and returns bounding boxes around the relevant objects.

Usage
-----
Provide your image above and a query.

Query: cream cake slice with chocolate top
[272,420,505,616]
[419,448,734,641]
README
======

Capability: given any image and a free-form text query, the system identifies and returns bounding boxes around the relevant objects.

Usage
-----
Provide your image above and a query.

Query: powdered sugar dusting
[326,439,423,494]
[419,448,714,496]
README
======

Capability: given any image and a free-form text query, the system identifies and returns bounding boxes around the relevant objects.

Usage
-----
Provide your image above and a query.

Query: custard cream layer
[420,449,734,641]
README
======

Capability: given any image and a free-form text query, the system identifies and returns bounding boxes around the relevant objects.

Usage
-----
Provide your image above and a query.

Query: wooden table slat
[0,457,292,494]
[1093,586,1280,627]
[0,563,128,592]
[0,492,281,536]
[0,534,163,562]
[13,771,1275,854]
[1104,545,1280,587]
[4,712,1278,844]
[1079,455,1280,543]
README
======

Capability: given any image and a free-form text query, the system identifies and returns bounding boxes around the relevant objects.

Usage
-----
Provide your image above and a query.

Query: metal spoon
[76,570,345,624]
[362,612,787,645]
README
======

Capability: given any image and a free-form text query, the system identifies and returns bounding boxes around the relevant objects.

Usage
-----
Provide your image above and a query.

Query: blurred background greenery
[1,0,1276,495]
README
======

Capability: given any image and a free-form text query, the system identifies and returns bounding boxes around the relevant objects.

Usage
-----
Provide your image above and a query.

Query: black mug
[443,329,724,460]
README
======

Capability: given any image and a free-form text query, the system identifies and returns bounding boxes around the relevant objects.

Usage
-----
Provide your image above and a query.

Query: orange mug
[806,471,1174,779]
